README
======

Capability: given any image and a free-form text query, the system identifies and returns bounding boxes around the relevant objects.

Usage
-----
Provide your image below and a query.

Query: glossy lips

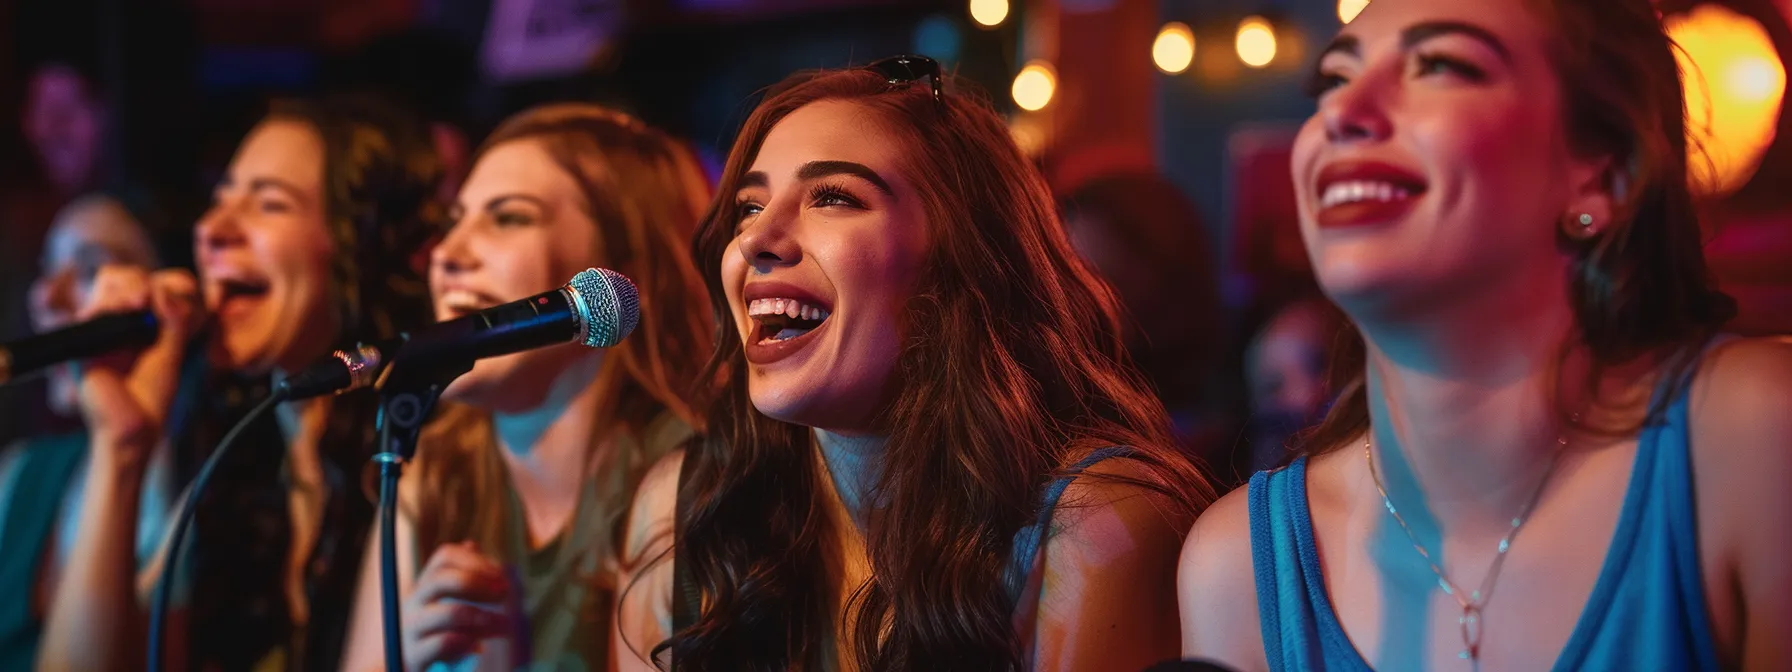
[1314,160,1428,229]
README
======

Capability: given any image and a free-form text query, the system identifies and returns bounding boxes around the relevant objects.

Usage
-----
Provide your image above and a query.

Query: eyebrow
[484,194,549,211]
[1314,20,1512,65]
[798,161,894,196]
[1402,21,1511,64]
[247,177,307,200]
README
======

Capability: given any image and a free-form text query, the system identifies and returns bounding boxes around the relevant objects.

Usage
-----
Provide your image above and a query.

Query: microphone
[275,268,639,400]
[0,311,160,385]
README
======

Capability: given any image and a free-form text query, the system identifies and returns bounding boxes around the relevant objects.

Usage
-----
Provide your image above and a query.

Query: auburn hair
[655,67,1216,670]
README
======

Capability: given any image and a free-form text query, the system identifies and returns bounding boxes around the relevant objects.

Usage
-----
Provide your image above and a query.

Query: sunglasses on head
[864,54,945,104]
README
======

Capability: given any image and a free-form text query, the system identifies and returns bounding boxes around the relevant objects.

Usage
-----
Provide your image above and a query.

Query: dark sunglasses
[865,54,945,103]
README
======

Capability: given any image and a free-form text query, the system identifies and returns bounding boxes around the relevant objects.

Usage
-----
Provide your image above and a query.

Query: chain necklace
[1364,423,1571,665]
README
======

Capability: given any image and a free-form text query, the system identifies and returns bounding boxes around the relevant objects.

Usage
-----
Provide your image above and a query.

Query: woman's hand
[75,265,201,463]
[402,542,515,671]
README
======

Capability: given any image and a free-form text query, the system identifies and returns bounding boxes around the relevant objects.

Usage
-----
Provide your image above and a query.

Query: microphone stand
[373,358,470,672]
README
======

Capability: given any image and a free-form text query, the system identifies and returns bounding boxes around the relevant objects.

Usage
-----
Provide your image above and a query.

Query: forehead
[46,202,146,259]
[464,139,581,200]
[233,119,325,190]
[748,99,908,181]
[1338,0,1550,60]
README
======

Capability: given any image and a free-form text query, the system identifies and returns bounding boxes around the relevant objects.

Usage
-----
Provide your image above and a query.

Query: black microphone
[275,268,640,400]
[0,311,159,385]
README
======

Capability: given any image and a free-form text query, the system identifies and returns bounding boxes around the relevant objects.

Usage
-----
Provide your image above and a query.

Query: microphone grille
[569,268,641,348]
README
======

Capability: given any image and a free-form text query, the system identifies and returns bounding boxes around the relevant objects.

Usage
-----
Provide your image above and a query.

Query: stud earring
[1576,213,1594,228]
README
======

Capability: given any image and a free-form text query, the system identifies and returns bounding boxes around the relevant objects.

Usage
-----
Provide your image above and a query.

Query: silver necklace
[1363,424,1570,664]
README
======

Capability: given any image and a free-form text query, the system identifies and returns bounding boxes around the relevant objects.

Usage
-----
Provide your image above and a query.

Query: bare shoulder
[1179,484,1269,672]
[614,449,684,672]
[1686,336,1792,667]
[1028,458,1192,671]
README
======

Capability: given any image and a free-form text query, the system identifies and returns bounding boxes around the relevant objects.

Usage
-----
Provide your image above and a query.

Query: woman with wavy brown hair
[1179,1,1792,670]
[613,57,1217,672]
[337,103,713,672]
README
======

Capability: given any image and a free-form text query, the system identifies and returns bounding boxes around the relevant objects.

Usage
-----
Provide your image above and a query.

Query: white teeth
[1321,180,1416,208]
[747,297,832,322]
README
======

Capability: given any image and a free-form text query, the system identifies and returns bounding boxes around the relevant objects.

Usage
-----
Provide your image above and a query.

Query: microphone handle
[0,311,159,385]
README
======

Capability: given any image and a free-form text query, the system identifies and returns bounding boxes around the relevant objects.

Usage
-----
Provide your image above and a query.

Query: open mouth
[213,276,271,316]
[747,298,831,344]
[437,289,499,319]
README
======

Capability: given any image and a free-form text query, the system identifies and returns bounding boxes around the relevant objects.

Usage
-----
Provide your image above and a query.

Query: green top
[421,411,692,671]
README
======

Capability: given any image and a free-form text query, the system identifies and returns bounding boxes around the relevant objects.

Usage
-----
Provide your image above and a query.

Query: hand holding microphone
[73,265,203,454]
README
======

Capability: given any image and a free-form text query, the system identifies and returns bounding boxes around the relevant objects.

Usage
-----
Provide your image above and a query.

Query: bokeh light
[1154,22,1196,75]
[1667,4,1785,195]
[1236,16,1278,68]
[970,0,1009,28]
[1339,0,1370,24]
[1012,61,1057,111]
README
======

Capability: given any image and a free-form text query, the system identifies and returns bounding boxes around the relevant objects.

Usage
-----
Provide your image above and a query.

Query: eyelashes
[1302,51,1486,99]
[732,181,867,228]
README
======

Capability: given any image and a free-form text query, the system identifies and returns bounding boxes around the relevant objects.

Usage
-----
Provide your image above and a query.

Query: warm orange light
[1012,61,1057,111]
[1154,22,1196,74]
[1236,16,1277,68]
[1339,0,1369,24]
[970,0,1008,28]
[1667,4,1785,195]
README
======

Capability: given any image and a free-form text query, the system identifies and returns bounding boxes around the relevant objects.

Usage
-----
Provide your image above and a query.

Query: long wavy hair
[411,104,714,577]
[180,94,443,670]
[1298,0,1737,458]
[655,67,1217,671]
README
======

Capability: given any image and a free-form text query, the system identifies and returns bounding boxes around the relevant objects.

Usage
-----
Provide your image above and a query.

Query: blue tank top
[1247,379,1720,671]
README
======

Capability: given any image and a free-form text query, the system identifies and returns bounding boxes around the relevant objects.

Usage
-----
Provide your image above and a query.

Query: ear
[1562,153,1622,239]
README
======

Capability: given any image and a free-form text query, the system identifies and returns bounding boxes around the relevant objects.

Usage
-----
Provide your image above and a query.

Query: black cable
[377,410,406,672]
[146,390,284,672]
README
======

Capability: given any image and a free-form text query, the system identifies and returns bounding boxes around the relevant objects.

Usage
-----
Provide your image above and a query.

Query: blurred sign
[481,0,623,82]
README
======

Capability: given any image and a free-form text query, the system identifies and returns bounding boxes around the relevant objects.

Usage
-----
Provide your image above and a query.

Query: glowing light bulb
[1012,61,1057,111]
[970,0,1008,28]
[1339,0,1370,24]
[1154,22,1196,75]
[1236,16,1277,68]
[1666,4,1785,195]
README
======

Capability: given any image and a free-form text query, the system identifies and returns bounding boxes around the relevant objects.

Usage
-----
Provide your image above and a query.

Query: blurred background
[1,0,1788,485]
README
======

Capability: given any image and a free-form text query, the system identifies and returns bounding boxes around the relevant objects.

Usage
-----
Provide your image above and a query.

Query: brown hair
[1298,0,1737,457]
[655,67,1216,670]
[411,104,714,575]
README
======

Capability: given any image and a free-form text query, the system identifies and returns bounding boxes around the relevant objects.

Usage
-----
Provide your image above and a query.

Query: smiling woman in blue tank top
[1177,1,1792,670]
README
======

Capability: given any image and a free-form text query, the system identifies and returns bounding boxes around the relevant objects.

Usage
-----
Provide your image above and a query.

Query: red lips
[1314,159,1429,229]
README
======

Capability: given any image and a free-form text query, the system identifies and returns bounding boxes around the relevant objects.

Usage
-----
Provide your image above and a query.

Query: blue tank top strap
[1248,457,1371,672]
[1002,445,1136,607]
[0,432,88,670]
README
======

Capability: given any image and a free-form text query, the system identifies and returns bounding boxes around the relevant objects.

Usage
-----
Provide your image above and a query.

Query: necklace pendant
[1459,605,1483,661]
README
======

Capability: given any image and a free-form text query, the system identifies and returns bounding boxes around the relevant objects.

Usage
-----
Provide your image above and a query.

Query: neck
[492,352,606,494]
[1351,258,1584,530]
[814,428,886,531]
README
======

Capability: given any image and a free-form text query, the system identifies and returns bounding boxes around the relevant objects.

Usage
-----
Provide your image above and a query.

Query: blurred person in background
[1059,173,1225,462]
[1242,297,1340,473]
[338,103,714,672]
[36,95,441,672]
[0,195,169,670]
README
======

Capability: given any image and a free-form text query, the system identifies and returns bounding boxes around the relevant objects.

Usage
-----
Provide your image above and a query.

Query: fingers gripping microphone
[275,268,640,400]
[0,311,159,385]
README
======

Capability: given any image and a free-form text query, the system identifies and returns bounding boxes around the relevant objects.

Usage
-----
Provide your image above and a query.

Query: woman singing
[38,96,441,671]
[1178,1,1792,670]
[337,104,713,672]
[614,57,1216,672]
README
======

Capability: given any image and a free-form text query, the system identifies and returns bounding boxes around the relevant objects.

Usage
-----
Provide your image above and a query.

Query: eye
[257,197,295,214]
[809,184,863,209]
[1304,70,1349,98]
[493,211,534,227]
[1413,53,1485,81]
[735,199,763,223]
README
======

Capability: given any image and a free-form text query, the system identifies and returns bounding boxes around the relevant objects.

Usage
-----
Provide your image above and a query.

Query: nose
[194,201,248,259]
[1319,73,1393,145]
[430,219,480,278]
[734,202,802,274]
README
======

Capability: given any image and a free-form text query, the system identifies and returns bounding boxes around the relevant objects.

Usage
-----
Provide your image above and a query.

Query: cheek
[719,243,748,331]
